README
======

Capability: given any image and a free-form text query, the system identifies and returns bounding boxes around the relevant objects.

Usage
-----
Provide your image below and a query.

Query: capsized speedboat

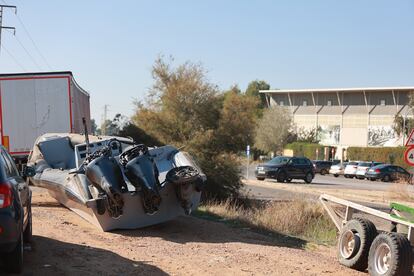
[27,132,206,231]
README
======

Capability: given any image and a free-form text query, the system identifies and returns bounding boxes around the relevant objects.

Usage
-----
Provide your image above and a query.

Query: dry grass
[197,198,337,244]
[387,182,414,202]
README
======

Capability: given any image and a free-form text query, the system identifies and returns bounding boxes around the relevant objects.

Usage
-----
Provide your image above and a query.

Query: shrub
[285,142,326,160]
[347,147,407,168]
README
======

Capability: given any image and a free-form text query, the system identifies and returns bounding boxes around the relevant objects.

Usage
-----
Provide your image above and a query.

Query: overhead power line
[14,13,52,70]
[5,28,42,70]
[0,4,16,56]
[1,44,26,71]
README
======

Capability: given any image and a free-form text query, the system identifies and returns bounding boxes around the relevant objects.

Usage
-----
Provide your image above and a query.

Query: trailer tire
[338,218,377,271]
[368,232,413,276]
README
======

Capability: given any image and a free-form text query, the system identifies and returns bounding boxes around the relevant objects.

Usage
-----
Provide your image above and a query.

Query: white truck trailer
[0,71,90,162]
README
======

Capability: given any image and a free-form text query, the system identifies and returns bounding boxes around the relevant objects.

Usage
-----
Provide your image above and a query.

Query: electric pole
[0,4,17,54]
[102,104,109,135]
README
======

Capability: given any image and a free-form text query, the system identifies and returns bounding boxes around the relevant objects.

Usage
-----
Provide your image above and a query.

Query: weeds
[387,182,414,202]
[196,198,337,244]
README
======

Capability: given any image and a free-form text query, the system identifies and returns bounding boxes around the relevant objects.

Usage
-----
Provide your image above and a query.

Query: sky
[0,1,413,125]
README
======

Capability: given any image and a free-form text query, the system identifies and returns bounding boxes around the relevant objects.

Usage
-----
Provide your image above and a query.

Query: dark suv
[312,160,333,175]
[255,156,315,183]
[0,146,33,273]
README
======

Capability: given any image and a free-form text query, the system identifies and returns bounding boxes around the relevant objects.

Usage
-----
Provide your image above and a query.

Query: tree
[217,92,259,152]
[254,106,293,153]
[90,119,98,135]
[245,80,270,109]
[132,56,248,200]
[393,115,414,136]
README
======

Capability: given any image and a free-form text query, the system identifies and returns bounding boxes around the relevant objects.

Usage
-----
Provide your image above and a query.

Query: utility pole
[0,5,17,55]
[102,104,109,135]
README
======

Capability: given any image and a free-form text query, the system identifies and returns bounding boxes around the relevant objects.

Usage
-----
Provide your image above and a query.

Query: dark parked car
[312,160,333,175]
[365,164,411,183]
[255,156,315,183]
[0,146,33,273]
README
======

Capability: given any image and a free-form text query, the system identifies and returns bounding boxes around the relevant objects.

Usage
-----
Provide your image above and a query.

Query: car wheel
[344,175,349,178]
[23,205,32,243]
[370,178,376,182]
[338,218,377,271]
[4,231,24,273]
[304,172,313,184]
[256,177,265,181]
[320,169,327,175]
[382,175,391,182]
[277,171,287,183]
[334,174,339,177]
[285,178,292,183]
[368,232,412,276]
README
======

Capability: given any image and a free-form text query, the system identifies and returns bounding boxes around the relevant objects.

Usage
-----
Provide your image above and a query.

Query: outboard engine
[166,166,203,215]
[120,144,162,215]
[84,143,126,218]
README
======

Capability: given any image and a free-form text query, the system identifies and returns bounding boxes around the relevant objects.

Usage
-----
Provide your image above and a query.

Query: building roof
[260,86,414,94]
[0,71,73,77]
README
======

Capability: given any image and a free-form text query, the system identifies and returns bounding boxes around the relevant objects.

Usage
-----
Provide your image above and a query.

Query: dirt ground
[2,187,366,276]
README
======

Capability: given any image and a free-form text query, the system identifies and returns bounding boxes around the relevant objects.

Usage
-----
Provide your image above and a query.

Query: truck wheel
[4,232,24,273]
[368,232,413,276]
[277,172,287,183]
[256,177,265,181]
[304,172,313,184]
[338,218,377,271]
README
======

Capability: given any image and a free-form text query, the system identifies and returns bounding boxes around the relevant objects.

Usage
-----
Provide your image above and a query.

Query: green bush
[285,142,326,160]
[347,147,407,168]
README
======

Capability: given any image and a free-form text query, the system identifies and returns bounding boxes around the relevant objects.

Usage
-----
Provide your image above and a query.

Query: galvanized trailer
[320,194,414,276]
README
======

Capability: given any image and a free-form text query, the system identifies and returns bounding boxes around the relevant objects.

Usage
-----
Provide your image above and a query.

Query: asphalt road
[241,165,414,206]
[241,165,401,191]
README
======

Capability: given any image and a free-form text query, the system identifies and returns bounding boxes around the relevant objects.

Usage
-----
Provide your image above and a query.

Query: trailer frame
[319,194,414,245]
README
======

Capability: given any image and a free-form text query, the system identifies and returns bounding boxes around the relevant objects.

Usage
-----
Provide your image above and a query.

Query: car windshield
[267,156,290,165]
[359,162,372,167]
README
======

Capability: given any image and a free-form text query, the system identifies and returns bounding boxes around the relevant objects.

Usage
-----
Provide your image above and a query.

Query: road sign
[405,129,414,146]
[404,146,414,166]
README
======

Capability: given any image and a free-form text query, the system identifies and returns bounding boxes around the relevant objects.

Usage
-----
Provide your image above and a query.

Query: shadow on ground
[114,215,306,249]
[0,235,167,276]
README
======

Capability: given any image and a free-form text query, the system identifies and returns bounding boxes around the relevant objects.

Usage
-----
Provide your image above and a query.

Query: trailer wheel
[338,218,377,271]
[368,232,413,276]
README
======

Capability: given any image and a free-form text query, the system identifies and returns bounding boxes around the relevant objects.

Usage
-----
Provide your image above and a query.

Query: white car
[355,162,382,179]
[344,161,361,178]
[329,162,348,177]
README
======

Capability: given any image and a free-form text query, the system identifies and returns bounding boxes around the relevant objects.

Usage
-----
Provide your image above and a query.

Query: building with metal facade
[260,87,414,159]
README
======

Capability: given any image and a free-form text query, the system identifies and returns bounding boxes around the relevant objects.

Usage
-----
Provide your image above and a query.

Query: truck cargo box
[0,71,90,158]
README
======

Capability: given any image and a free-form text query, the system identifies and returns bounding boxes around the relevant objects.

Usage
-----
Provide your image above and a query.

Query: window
[303,100,307,106]
[291,158,300,165]
[387,166,396,172]
[396,167,406,173]
[0,150,18,177]
[327,100,332,106]
[297,158,308,165]
[380,99,386,106]
[279,101,284,106]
